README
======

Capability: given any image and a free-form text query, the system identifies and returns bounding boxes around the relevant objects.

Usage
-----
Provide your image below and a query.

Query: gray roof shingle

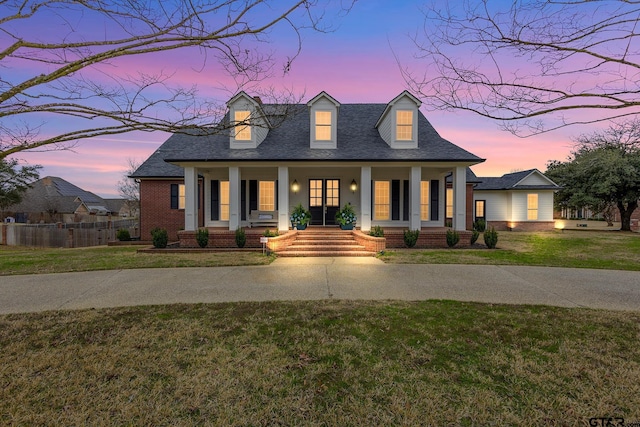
[132,104,484,178]
[475,169,559,190]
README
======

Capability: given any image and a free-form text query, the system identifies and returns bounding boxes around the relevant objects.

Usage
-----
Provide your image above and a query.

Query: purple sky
[14,0,579,198]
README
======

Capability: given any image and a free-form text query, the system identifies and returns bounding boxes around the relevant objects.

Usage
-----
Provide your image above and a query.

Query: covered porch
[177,162,472,236]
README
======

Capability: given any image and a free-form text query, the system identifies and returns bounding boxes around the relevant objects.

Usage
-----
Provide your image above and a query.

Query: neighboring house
[132,90,487,243]
[472,169,560,231]
[5,176,130,223]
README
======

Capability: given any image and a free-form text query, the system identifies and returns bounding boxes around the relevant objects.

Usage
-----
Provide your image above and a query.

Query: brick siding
[487,221,555,232]
[384,228,474,248]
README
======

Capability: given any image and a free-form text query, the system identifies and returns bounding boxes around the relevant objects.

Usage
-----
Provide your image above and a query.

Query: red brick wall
[466,183,474,231]
[140,179,204,241]
[384,229,473,248]
[487,221,556,232]
[178,229,281,248]
[353,231,385,252]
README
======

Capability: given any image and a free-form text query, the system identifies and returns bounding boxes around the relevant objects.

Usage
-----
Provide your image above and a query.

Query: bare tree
[117,158,141,217]
[1,0,354,158]
[403,0,640,136]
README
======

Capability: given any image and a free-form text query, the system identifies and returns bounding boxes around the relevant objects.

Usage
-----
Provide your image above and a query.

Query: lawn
[380,230,640,271]
[0,245,273,275]
[1,301,638,426]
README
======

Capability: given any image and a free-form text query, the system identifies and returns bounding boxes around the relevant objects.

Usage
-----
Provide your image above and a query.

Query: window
[396,110,413,141]
[315,111,332,141]
[420,181,430,220]
[374,181,390,220]
[220,181,230,221]
[475,200,485,219]
[527,194,538,220]
[446,187,453,219]
[259,181,275,211]
[171,184,186,209]
[234,110,251,140]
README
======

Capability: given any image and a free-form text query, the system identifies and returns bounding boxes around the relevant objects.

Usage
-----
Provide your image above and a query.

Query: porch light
[292,179,299,193]
[350,179,357,193]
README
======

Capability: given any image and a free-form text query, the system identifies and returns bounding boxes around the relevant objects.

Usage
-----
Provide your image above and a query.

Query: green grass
[1,301,638,426]
[0,245,274,275]
[380,230,640,271]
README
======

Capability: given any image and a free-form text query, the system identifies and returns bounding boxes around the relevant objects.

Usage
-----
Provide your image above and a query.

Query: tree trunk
[617,200,638,231]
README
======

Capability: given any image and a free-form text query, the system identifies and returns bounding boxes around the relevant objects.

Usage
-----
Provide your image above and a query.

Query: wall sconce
[291,179,299,193]
[350,179,357,193]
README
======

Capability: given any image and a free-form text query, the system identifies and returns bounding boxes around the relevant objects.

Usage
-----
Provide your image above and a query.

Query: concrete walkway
[1,258,639,314]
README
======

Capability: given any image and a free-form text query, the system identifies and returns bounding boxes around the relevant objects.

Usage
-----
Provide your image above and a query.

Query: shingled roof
[474,169,559,190]
[132,103,484,178]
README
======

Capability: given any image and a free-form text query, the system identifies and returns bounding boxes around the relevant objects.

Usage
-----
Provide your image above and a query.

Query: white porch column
[228,167,240,231]
[360,166,371,232]
[410,166,422,230]
[184,166,198,231]
[277,166,289,232]
[453,166,467,231]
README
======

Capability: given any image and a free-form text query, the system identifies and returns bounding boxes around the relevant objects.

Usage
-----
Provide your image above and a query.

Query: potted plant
[335,203,357,230]
[290,203,311,230]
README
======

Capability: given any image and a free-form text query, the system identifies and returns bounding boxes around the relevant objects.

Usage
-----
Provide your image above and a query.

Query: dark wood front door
[309,179,340,225]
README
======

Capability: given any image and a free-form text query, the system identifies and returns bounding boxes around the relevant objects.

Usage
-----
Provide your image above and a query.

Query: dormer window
[396,110,413,141]
[315,111,332,141]
[234,110,251,141]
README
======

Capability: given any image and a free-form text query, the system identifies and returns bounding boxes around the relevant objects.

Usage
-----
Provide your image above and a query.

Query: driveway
[0,258,638,314]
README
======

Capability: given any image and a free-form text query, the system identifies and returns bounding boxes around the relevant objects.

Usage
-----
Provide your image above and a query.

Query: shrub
[116,228,131,241]
[290,203,311,227]
[196,228,209,248]
[446,229,460,248]
[151,227,168,249]
[235,227,246,248]
[335,203,357,226]
[403,229,420,248]
[445,219,453,228]
[263,228,279,238]
[473,219,486,232]
[369,225,384,237]
[484,226,498,249]
[470,229,480,245]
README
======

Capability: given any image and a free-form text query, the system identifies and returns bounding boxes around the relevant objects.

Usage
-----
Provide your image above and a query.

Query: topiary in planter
[196,228,209,248]
[235,227,246,248]
[484,226,498,249]
[403,229,420,248]
[116,228,131,241]
[446,228,460,248]
[151,227,168,249]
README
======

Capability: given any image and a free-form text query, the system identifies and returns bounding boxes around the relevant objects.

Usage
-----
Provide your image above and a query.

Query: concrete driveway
[1,257,639,314]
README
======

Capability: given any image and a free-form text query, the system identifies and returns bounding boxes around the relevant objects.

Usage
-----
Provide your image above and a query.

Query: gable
[514,170,557,187]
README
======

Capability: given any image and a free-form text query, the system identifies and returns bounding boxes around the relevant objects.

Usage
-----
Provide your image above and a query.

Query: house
[472,169,559,231]
[131,90,557,249]
[5,176,131,223]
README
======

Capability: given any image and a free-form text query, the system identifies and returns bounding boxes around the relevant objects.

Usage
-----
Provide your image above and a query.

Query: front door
[309,179,340,225]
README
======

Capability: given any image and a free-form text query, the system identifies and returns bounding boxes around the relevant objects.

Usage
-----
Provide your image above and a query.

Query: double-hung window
[374,181,390,220]
[234,110,251,140]
[315,111,332,141]
[171,184,186,209]
[396,110,413,141]
[220,181,230,221]
[259,181,275,211]
[420,181,430,220]
[527,194,538,220]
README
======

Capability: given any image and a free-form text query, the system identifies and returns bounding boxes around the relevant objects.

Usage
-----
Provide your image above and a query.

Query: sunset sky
[14,0,581,198]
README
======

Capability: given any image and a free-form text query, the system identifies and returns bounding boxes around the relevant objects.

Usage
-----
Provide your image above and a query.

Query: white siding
[308,97,338,149]
[474,191,509,221]
[538,191,555,221]
[517,172,553,186]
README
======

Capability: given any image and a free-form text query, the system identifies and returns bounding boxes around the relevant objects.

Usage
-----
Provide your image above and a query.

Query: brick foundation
[178,228,279,249]
[381,228,474,248]
[353,231,385,253]
[487,221,555,232]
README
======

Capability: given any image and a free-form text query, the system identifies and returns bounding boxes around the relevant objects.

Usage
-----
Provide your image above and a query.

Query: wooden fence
[1,220,139,248]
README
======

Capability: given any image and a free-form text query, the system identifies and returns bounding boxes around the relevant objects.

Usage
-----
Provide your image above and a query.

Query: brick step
[277,250,376,257]
[292,239,358,246]
[285,244,367,251]
[294,234,355,241]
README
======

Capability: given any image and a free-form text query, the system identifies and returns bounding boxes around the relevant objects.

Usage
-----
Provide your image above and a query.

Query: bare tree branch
[403,0,640,136]
[1,0,355,158]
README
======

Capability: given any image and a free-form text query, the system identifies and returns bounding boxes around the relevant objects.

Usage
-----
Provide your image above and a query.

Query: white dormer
[307,91,340,149]
[227,91,271,149]
[375,90,422,149]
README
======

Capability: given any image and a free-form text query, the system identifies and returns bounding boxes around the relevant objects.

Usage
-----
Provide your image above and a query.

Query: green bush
[473,219,486,232]
[151,227,168,249]
[470,229,480,245]
[445,219,453,228]
[196,228,209,248]
[403,229,420,248]
[446,229,459,248]
[484,226,498,249]
[116,228,131,241]
[263,228,279,238]
[235,227,246,248]
[369,225,384,237]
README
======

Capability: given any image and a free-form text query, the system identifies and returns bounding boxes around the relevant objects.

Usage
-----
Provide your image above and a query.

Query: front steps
[277,228,376,257]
